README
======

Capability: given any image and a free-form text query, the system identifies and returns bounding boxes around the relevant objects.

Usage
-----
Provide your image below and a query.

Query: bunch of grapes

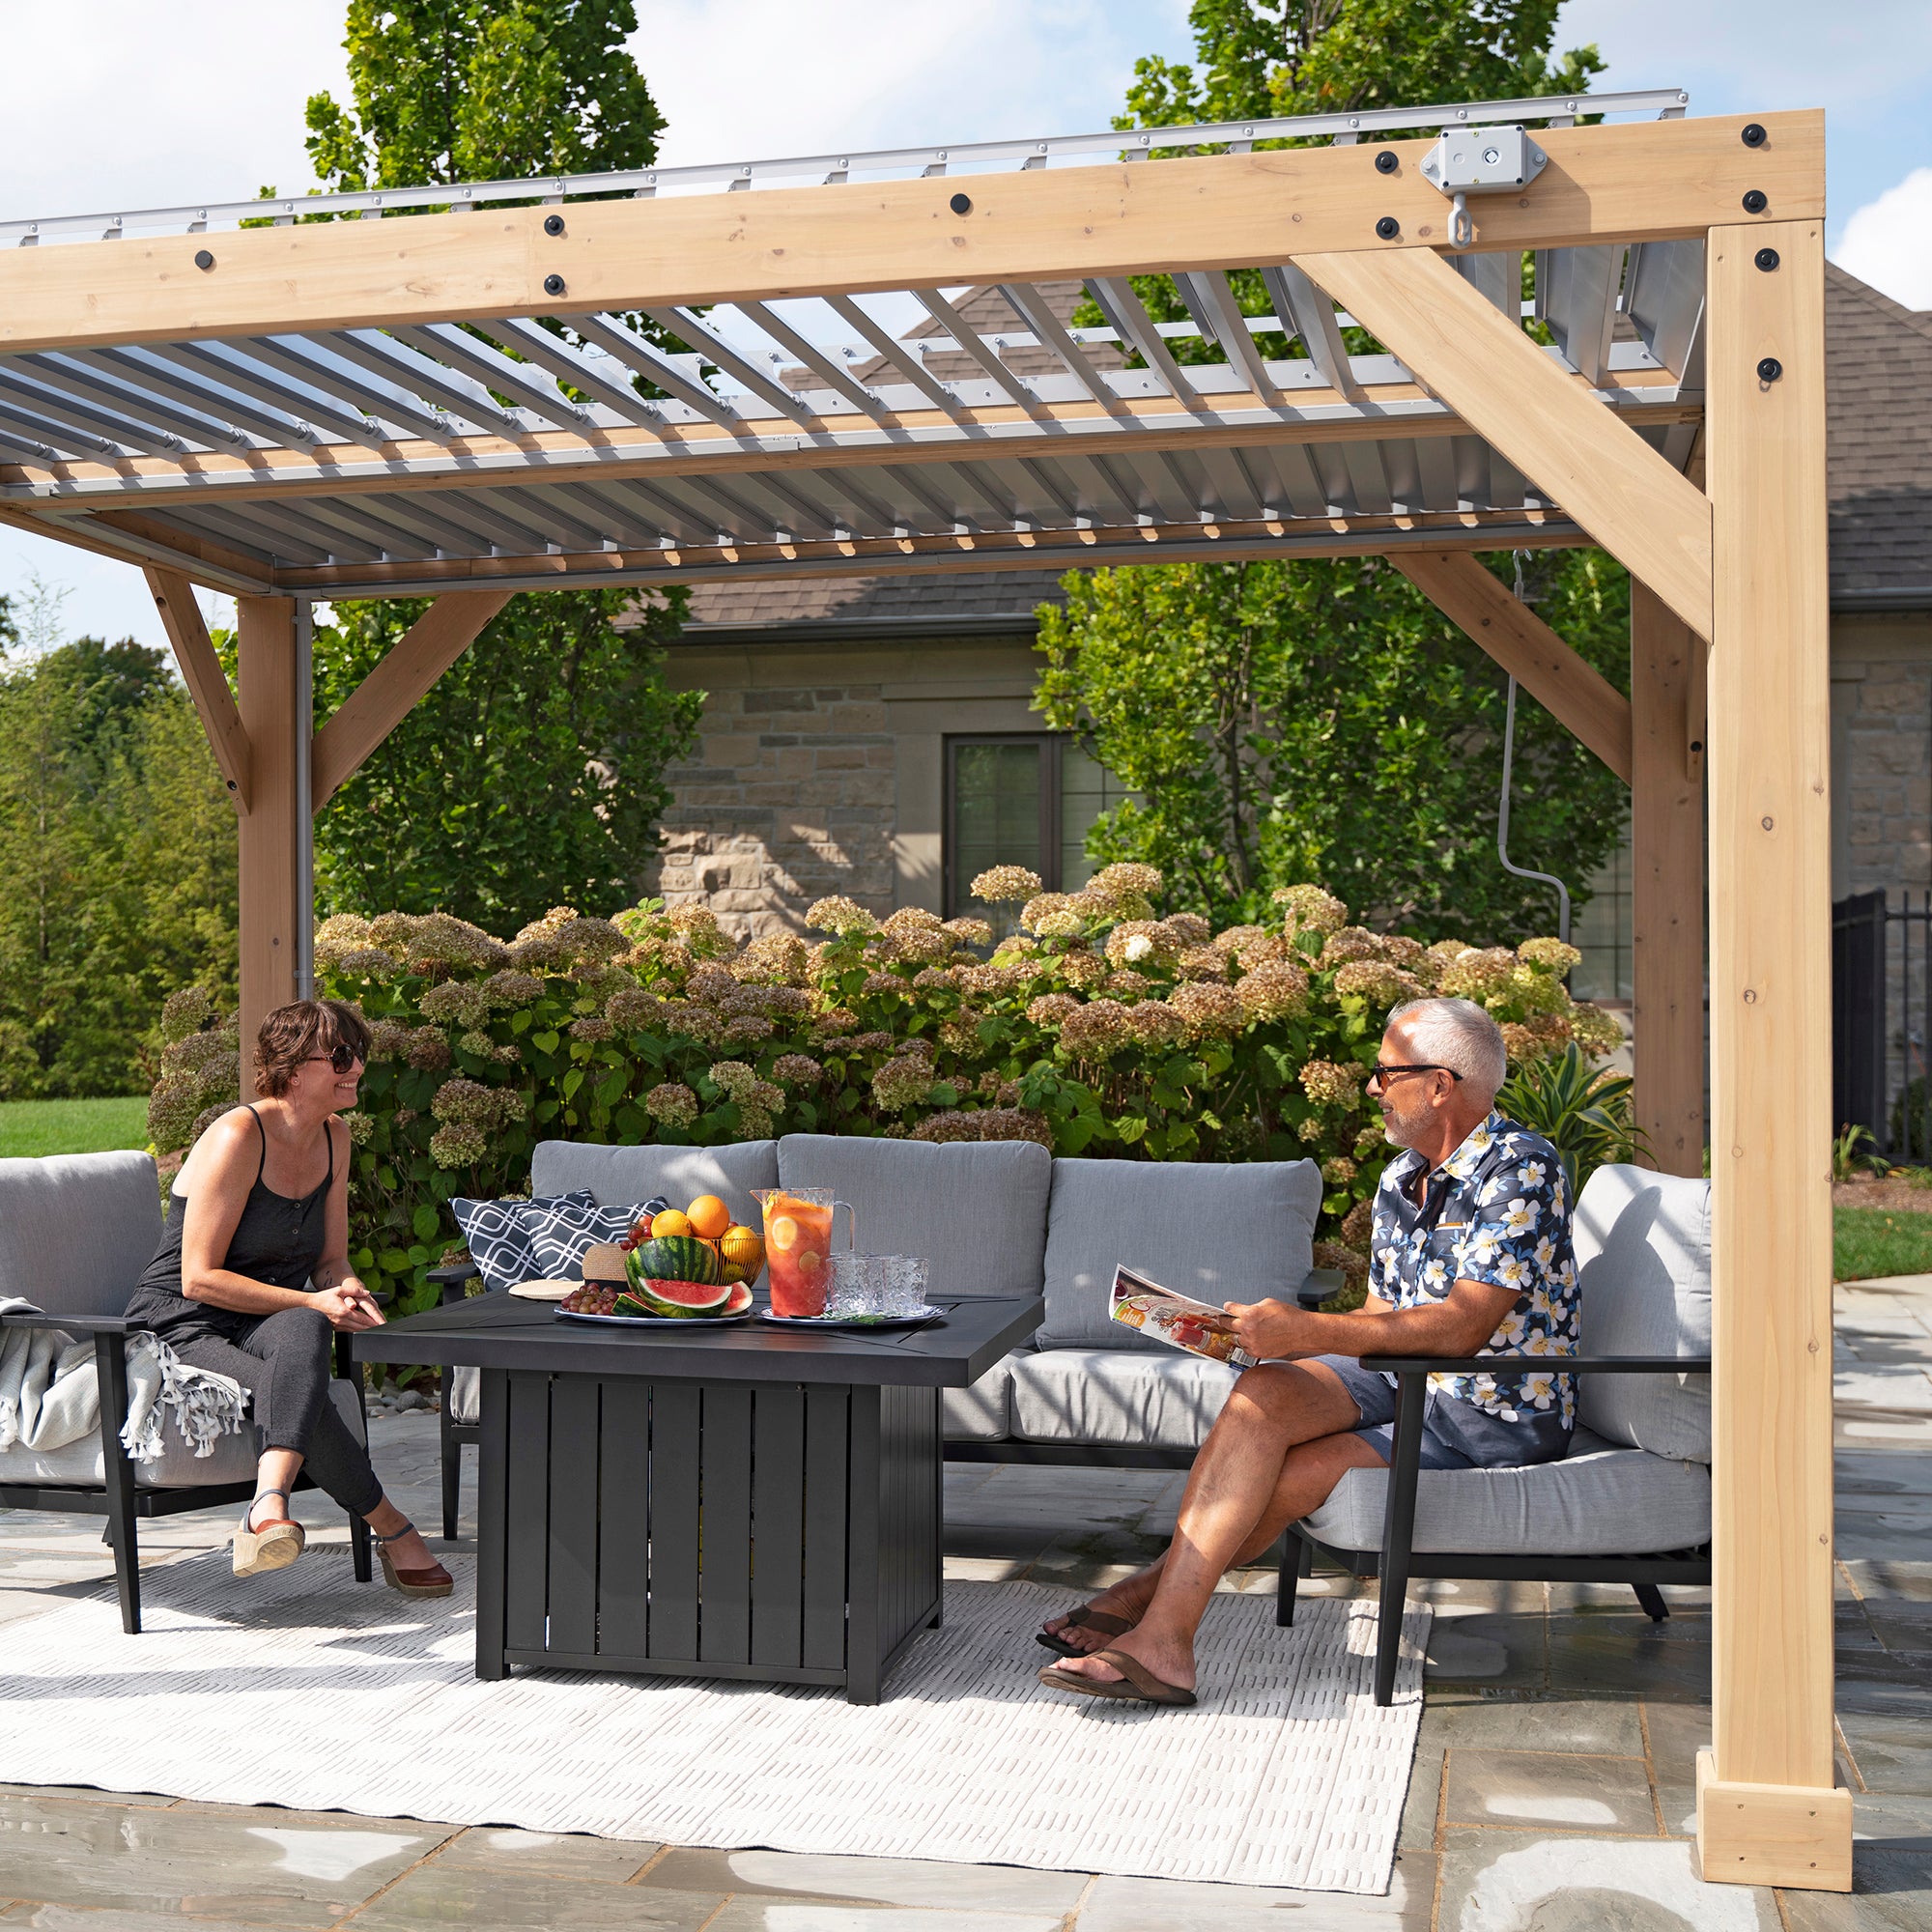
[561,1285,623,1315]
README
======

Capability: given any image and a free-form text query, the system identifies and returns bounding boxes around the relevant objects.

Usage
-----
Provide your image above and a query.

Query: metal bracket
[1420,124,1548,248]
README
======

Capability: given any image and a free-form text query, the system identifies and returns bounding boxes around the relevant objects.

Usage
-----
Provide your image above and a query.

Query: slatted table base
[475,1368,942,1703]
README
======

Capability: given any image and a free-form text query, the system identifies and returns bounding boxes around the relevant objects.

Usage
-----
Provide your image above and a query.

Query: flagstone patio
[2,1279,1927,1929]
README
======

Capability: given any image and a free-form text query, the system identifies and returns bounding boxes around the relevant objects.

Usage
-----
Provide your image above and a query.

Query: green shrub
[148,870,1622,1317]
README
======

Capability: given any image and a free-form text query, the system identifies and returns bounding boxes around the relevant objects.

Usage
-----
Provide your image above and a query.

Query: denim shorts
[1306,1352,1572,1470]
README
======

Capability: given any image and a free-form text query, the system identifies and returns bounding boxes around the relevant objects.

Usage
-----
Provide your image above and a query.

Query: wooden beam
[1630,580,1705,1176]
[0,113,1821,354]
[236,596,301,1054]
[1696,219,1847,1891]
[143,566,251,814]
[310,589,513,809]
[1296,244,1715,639]
[1390,550,1632,781]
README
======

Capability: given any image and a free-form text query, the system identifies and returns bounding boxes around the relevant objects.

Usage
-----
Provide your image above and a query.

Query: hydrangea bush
[147,871,1620,1317]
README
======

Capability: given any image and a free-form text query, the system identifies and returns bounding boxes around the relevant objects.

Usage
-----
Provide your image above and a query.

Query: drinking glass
[753,1188,856,1318]
[876,1255,929,1319]
[825,1252,882,1319]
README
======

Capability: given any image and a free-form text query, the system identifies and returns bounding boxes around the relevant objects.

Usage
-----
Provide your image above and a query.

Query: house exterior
[647,266,1932,1054]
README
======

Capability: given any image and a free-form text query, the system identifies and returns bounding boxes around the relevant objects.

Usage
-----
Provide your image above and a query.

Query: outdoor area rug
[0,1551,1430,1893]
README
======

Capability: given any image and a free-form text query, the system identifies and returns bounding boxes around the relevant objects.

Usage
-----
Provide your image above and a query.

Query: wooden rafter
[1390,551,1633,781]
[1295,245,1716,639]
[143,566,252,812]
[310,589,515,810]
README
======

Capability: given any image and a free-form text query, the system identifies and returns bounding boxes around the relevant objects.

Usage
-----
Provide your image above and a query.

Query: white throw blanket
[0,1297,249,1463]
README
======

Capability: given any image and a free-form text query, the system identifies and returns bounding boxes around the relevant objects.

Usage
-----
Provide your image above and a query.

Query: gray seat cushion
[1009,1347,1239,1451]
[776,1135,1051,1303]
[1299,1426,1712,1556]
[1573,1163,1712,1462]
[448,1364,481,1427]
[1037,1156,1321,1352]
[0,1377,365,1491]
[942,1353,1017,1441]
[530,1141,779,1236]
[0,1152,162,1319]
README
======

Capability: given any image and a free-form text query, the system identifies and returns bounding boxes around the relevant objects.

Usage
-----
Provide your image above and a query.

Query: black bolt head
[1755,246,1781,271]
[1375,214,1400,240]
[193,248,214,270]
[949,192,972,215]
[1374,148,1399,174]
[1741,122,1767,147]
[1742,188,1769,213]
[543,213,565,236]
[544,273,566,297]
[1757,355,1783,383]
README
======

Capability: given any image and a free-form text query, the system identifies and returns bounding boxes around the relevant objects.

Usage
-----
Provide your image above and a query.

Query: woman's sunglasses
[304,1044,364,1074]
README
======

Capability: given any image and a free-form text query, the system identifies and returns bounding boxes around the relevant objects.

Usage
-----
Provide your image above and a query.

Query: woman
[126,999,450,1598]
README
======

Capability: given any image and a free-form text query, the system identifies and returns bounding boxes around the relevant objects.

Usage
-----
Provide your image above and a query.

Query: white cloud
[1835,167,1932,310]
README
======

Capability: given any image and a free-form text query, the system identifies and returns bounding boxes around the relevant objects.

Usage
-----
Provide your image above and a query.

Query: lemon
[650,1208,693,1239]
[769,1215,798,1252]
[720,1224,764,1270]
[798,1249,824,1278]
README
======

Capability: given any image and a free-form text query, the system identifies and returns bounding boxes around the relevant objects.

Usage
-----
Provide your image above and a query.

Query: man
[1038,995,1577,1706]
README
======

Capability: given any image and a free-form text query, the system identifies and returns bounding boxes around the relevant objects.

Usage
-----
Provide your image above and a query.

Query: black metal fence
[1833,890,1932,1160]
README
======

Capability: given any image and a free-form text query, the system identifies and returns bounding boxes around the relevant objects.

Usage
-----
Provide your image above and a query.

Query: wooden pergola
[0,89,1842,1889]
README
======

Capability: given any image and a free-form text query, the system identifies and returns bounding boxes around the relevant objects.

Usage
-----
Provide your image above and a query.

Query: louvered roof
[0,87,1714,601]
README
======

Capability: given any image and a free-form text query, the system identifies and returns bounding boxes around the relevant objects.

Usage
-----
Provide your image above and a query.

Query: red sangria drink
[753,1188,853,1317]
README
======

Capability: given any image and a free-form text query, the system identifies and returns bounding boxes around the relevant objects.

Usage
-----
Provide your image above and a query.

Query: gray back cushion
[1573,1163,1712,1462]
[1038,1156,1321,1351]
[776,1135,1051,1302]
[0,1152,163,1318]
[530,1141,779,1237]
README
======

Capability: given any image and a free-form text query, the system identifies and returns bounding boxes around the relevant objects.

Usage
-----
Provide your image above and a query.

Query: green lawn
[1834,1206,1932,1282]
[0,1095,150,1159]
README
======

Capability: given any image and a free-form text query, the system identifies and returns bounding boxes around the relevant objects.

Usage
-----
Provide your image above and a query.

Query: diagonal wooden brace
[144,566,251,814]
[310,589,514,810]
[1294,245,1714,641]
[1392,551,1633,782]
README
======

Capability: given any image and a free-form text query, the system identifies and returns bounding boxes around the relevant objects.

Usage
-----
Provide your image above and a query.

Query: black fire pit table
[354,1290,1042,1703]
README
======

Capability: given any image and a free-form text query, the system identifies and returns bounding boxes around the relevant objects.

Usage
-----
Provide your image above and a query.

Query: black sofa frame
[0,1309,374,1634]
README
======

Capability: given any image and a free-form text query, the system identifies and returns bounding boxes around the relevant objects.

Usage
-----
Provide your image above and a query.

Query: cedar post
[1694,218,1850,1889]
[1630,582,1707,1176]
[235,596,303,1053]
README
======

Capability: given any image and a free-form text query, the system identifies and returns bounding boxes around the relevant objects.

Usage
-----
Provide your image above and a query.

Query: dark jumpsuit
[124,1106,384,1517]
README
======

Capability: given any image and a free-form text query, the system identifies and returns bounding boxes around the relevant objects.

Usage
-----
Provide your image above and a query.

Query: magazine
[1110,1264,1259,1370]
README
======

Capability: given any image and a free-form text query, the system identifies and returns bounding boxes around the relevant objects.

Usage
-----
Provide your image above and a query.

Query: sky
[0,0,1926,647]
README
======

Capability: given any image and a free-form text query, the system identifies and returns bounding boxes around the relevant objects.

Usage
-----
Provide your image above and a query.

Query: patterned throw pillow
[526,1197,641,1281]
[451,1190,597,1293]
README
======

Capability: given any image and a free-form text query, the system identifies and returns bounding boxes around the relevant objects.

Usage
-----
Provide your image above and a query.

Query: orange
[650,1208,693,1239]
[686,1194,731,1240]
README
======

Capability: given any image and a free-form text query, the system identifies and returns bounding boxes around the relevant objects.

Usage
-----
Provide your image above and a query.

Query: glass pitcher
[752,1187,857,1318]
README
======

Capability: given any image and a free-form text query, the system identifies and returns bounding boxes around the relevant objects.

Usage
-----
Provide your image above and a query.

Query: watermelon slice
[630,1274,734,1318]
[722,1281,753,1316]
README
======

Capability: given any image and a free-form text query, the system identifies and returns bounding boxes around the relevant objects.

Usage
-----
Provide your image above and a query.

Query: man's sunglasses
[305,1044,364,1074]
[1366,1062,1463,1092]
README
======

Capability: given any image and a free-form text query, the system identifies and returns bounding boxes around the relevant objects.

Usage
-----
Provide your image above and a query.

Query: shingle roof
[1827,264,1932,608]
[680,567,1070,641]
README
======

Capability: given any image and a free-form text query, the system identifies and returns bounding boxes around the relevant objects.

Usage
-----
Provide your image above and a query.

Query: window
[1570,814,1633,1004]
[944,735,1134,927]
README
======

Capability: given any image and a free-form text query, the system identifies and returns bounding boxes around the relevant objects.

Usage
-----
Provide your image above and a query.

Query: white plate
[554,1308,752,1328]
[757,1306,946,1330]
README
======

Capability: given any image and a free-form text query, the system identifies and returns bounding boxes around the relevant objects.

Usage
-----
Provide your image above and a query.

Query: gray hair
[1386,996,1507,1099]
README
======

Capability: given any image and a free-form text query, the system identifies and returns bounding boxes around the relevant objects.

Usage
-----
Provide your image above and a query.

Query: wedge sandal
[233,1488,304,1578]
[1037,1604,1137,1659]
[1037,1647,1197,1707]
[374,1519,453,1599]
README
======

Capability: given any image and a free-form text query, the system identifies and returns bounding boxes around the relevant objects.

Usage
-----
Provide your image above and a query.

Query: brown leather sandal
[233,1488,304,1578]
[373,1519,453,1599]
[1037,1647,1197,1707]
[1037,1604,1137,1658]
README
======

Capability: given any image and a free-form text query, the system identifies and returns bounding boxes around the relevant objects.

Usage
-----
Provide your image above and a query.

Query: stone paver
[0,1280,1928,1927]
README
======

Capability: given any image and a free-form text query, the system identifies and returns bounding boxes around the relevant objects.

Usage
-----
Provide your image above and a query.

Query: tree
[1037,551,1632,942]
[303,0,665,189]
[310,588,701,928]
[1038,0,1629,940]
[289,2,700,924]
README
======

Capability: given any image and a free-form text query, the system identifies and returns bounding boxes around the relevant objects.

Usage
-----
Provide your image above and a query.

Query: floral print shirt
[1369,1110,1578,1429]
